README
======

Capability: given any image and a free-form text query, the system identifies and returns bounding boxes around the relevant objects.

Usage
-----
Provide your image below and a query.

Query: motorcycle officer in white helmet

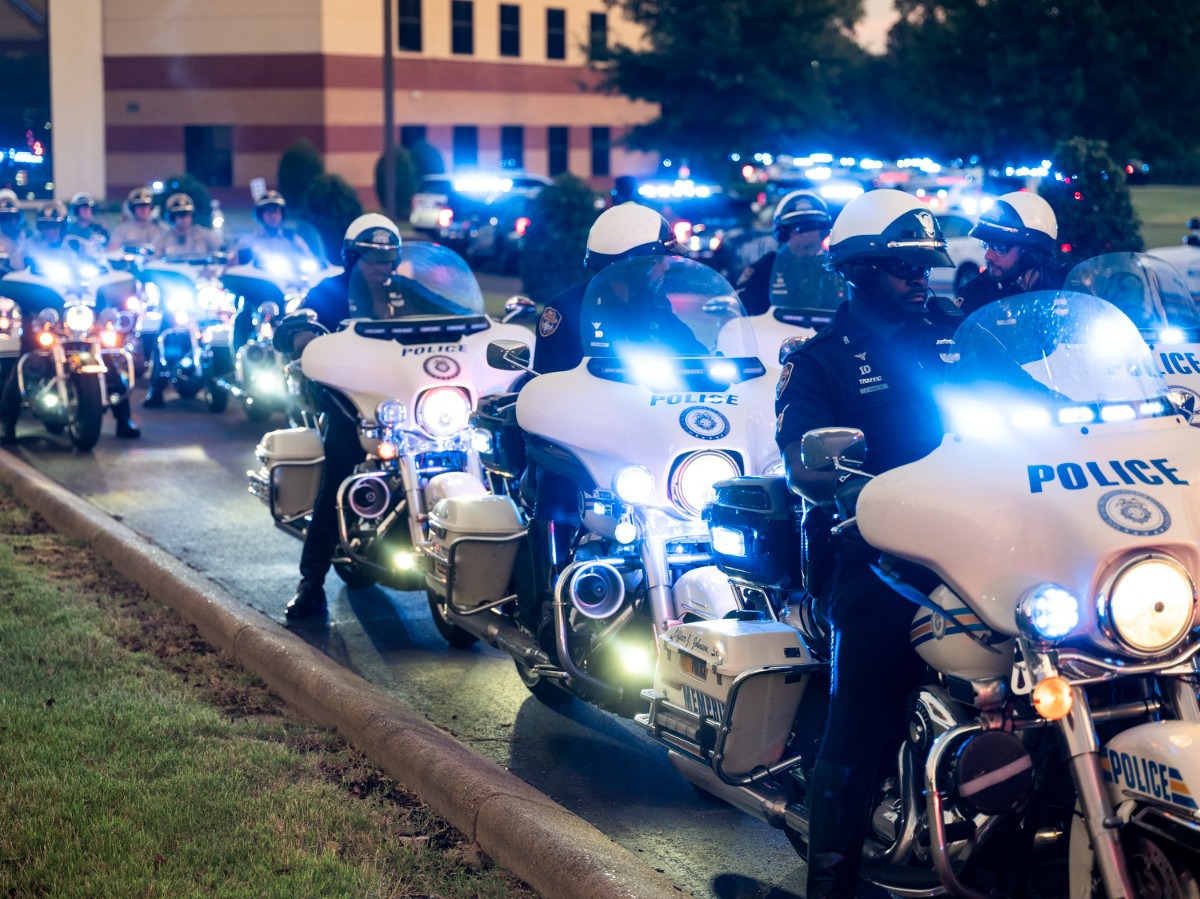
[107,186,168,252]
[279,214,403,620]
[152,193,224,260]
[0,189,29,272]
[775,189,955,899]
[66,192,110,248]
[957,191,1066,316]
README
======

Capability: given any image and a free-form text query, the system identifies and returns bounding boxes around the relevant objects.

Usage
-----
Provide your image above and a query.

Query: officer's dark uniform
[533,281,587,375]
[957,261,1068,317]
[775,299,952,893]
[735,250,777,316]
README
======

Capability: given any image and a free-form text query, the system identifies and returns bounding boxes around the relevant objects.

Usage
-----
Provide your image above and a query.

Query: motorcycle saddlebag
[470,393,525,479]
[250,427,323,522]
[425,495,525,609]
[656,618,812,775]
[706,476,804,590]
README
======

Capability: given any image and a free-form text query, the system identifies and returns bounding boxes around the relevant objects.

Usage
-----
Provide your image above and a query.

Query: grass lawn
[0,486,536,899]
[1131,185,1200,251]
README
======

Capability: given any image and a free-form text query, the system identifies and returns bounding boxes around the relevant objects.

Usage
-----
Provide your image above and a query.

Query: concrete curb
[0,450,681,899]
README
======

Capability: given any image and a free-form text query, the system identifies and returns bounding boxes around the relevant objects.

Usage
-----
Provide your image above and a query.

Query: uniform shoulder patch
[538,306,562,338]
[776,361,793,399]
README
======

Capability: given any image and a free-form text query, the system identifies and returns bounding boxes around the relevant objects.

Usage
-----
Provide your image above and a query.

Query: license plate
[680,653,707,680]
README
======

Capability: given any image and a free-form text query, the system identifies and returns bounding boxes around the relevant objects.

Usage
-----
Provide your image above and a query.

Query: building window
[546,8,565,60]
[400,125,426,148]
[398,0,422,52]
[451,0,474,55]
[453,126,478,167]
[548,126,568,176]
[185,125,232,187]
[588,12,607,61]
[499,4,520,57]
[590,126,610,177]
[500,126,524,170]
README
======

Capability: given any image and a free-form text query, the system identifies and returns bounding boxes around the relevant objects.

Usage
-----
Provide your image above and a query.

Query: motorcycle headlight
[196,281,229,311]
[376,398,407,427]
[669,451,740,518]
[1102,555,1195,655]
[614,465,655,504]
[1017,584,1080,643]
[64,304,95,333]
[415,386,470,437]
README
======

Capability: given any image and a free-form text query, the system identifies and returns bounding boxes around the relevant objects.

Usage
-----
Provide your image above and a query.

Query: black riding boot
[804,761,872,899]
[111,397,141,438]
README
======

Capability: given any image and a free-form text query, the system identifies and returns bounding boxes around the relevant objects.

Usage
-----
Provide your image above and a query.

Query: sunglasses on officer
[874,257,930,281]
[982,242,1016,254]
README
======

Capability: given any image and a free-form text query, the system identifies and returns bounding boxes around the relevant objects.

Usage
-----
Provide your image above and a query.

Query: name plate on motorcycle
[353,315,490,345]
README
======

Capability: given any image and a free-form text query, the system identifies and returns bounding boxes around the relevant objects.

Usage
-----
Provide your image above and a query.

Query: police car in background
[929,211,988,298]
[1147,217,1200,301]
[409,172,551,261]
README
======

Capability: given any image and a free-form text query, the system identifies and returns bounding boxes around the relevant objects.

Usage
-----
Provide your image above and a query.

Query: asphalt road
[6,271,808,899]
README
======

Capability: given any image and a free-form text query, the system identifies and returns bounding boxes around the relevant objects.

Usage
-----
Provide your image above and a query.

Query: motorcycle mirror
[800,427,866,472]
[487,339,533,372]
[501,295,537,322]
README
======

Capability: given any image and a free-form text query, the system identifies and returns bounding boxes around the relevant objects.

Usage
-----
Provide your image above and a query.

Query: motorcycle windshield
[943,291,1173,423]
[768,250,845,312]
[390,241,484,317]
[581,254,758,361]
[1064,252,1200,337]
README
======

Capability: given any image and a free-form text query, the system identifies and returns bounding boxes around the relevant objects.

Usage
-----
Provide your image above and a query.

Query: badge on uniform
[776,361,793,399]
[538,307,562,337]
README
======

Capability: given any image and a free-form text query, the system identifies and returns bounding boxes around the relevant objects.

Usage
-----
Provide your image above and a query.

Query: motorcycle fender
[672,564,740,621]
[68,350,105,374]
[424,471,488,507]
[1101,721,1200,816]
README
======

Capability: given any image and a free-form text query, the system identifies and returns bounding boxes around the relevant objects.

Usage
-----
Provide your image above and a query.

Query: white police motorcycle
[0,252,138,450]
[1065,251,1200,426]
[642,289,1200,897]
[248,242,533,589]
[421,255,780,714]
[214,245,341,420]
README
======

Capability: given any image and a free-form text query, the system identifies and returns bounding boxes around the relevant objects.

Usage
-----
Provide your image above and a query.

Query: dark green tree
[373,147,418,217]
[297,173,363,265]
[407,139,446,181]
[277,138,325,211]
[597,0,870,169]
[1040,137,1142,264]
[520,174,600,303]
[157,174,213,227]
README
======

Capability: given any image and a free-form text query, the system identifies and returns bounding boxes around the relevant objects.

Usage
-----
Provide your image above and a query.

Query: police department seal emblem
[680,405,730,441]
[1168,384,1199,424]
[538,307,562,338]
[423,356,460,380]
[776,361,793,399]
[1098,490,1171,536]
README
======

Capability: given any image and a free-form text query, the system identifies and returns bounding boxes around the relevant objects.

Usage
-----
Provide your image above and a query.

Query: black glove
[834,475,866,520]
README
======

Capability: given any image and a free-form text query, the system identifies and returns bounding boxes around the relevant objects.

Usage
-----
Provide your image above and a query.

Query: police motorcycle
[641,289,1200,897]
[213,244,341,420]
[421,255,780,714]
[1145,217,1200,302]
[1064,252,1200,426]
[247,241,533,589]
[139,252,236,405]
[0,251,138,451]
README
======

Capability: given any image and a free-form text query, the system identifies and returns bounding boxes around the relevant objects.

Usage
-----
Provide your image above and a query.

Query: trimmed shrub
[408,140,446,181]
[373,147,418,218]
[299,173,364,265]
[1042,137,1143,263]
[519,174,602,303]
[278,138,325,212]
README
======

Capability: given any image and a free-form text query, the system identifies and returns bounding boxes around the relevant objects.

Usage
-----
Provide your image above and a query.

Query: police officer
[534,203,678,375]
[957,191,1066,316]
[153,193,223,259]
[775,189,954,899]
[736,190,836,315]
[281,214,402,620]
[237,190,314,263]
[108,187,168,252]
[66,192,110,248]
[0,189,28,272]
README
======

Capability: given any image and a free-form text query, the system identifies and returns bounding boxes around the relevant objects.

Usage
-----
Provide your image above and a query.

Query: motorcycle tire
[513,658,573,705]
[241,396,273,422]
[205,382,229,414]
[175,379,202,400]
[425,588,479,648]
[333,561,375,589]
[65,373,104,452]
[44,420,65,435]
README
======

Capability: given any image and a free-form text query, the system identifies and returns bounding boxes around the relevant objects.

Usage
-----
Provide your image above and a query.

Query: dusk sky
[856,0,899,53]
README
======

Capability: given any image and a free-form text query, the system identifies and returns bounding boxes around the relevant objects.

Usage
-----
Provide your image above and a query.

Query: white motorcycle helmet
[827,189,952,273]
[968,191,1058,257]
[584,204,676,271]
[342,213,401,265]
[125,186,155,217]
[164,192,195,223]
[772,190,832,242]
[69,191,97,213]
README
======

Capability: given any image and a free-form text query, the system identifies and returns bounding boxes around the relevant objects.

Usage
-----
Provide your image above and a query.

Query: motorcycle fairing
[300,317,532,423]
[1102,722,1200,818]
[515,364,779,509]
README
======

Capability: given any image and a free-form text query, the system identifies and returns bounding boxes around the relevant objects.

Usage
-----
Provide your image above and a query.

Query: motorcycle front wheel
[241,396,273,421]
[65,372,104,451]
[333,561,375,589]
[425,588,480,648]
[205,382,229,413]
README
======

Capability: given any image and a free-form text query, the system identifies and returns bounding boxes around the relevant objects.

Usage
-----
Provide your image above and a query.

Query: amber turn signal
[1032,676,1074,720]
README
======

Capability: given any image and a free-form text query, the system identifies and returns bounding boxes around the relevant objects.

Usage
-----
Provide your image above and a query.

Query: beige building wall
[48,0,106,201]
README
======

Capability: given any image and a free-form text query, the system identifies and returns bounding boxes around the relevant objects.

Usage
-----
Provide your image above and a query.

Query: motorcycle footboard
[638,661,822,785]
